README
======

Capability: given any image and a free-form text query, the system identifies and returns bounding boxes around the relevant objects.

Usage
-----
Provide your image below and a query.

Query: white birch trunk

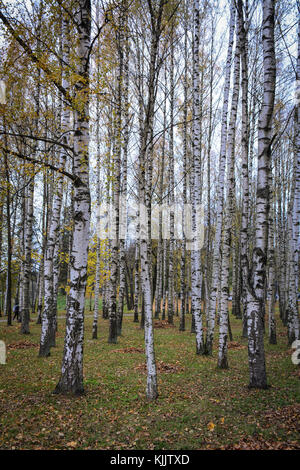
[191,0,204,355]
[167,29,175,325]
[205,1,235,355]
[92,138,101,339]
[39,16,70,356]
[54,0,91,394]
[218,19,240,368]
[180,7,188,332]
[138,0,166,400]
[245,0,276,389]
[286,17,300,344]
[21,178,34,334]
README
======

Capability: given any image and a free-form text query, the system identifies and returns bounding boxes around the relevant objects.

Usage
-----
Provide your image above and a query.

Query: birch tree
[191,0,204,355]
[205,0,235,355]
[137,0,167,400]
[54,0,91,394]
[244,0,276,389]
[39,14,70,356]
[218,12,240,368]
[285,15,300,345]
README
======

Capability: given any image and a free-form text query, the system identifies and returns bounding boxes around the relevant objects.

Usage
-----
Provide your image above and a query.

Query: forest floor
[0,307,299,450]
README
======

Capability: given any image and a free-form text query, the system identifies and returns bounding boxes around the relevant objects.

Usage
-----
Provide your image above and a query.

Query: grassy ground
[0,307,299,450]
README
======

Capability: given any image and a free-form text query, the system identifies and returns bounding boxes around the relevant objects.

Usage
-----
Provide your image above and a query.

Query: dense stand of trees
[0,0,299,399]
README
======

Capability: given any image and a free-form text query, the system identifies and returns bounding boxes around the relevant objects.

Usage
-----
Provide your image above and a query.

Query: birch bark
[180,4,188,332]
[218,17,240,368]
[286,17,300,345]
[205,1,235,355]
[191,0,204,355]
[117,10,129,336]
[39,15,70,356]
[54,0,91,394]
[92,120,101,339]
[167,28,175,325]
[245,0,276,389]
[138,0,166,400]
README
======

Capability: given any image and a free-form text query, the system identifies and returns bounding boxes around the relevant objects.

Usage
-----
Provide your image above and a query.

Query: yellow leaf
[207,422,215,432]
[67,441,77,448]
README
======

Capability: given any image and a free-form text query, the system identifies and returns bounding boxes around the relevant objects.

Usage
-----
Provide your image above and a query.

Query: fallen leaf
[67,441,77,448]
[207,422,215,431]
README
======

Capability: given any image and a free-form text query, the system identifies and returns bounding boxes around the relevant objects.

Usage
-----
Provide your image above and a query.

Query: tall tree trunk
[36,174,48,324]
[133,238,140,323]
[138,0,166,400]
[4,133,12,326]
[180,4,189,332]
[54,0,91,395]
[167,27,175,325]
[117,3,129,337]
[245,0,276,389]
[268,189,277,344]
[39,15,70,356]
[218,17,240,368]
[286,17,300,345]
[205,0,235,355]
[154,63,167,320]
[92,135,101,339]
[21,172,34,334]
[191,0,204,355]
[92,2,102,340]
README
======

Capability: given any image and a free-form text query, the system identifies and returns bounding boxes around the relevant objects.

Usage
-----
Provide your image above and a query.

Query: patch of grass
[0,307,299,450]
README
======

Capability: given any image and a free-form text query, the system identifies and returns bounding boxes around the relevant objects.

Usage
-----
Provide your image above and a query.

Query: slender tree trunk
[54,0,91,395]
[245,0,276,389]
[39,16,70,356]
[268,193,277,344]
[218,18,240,368]
[21,174,34,334]
[167,27,175,326]
[205,1,235,355]
[4,138,12,326]
[154,65,166,320]
[286,17,300,345]
[117,4,129,337]
[180,5,189,332]
[191,0,204,355]
[92,3,102,339]
[36,174,48,324]
[133,238,140,323]
[92,142,101,339]
[138,0,166,400]
[239,0,250,340]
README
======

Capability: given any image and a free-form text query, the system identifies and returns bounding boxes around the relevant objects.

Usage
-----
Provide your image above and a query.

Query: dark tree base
[53,385,85,396]
[248,383,270,390]
[203,338,213,355]
[196,345,205,355]
[269,335,277,345]
[38,349,51,357]
[108,317,118,343]
[108,337,117,344]
[218,358,229,369]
